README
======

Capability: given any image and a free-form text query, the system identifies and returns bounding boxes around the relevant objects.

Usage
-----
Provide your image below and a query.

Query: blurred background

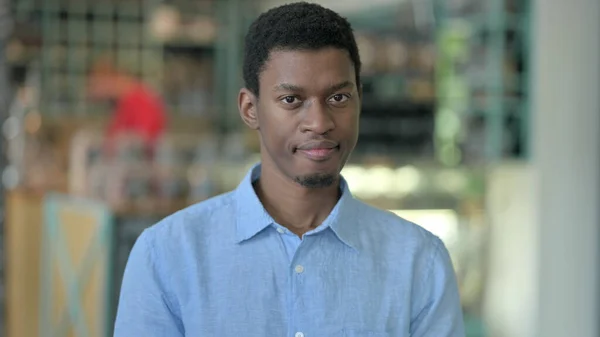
[0,0,598,336]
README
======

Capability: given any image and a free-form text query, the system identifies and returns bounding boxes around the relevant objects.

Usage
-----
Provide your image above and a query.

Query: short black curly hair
[243,2,361,96]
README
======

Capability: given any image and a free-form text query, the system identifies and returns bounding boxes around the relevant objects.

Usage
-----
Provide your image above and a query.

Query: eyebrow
[273,81,355,93]
[327,81,355,93]
[273,83,304,93]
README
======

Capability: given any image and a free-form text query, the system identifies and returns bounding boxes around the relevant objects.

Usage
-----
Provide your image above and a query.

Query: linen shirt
[114,164,465,337]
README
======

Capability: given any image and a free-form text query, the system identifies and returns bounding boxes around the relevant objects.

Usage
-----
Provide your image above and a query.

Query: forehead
[259,48,356,92]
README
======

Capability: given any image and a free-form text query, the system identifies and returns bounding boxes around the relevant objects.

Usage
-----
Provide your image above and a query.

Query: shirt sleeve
[114,231,184,337]
[409,237,466,337]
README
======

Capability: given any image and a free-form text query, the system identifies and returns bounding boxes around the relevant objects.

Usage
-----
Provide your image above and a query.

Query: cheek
[268,127,293,154]
[336,111,359,133]
[258,119,290,154]
[258,109,297,147]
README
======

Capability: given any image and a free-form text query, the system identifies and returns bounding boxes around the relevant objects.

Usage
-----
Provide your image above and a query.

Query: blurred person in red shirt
[87,56,167,155]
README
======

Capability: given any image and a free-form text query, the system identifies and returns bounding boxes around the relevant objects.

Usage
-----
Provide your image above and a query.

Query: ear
[238,88,259,130]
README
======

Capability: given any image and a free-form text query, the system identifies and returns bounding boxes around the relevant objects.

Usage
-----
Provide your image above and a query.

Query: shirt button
[294,265,304,274]
[295,332,304,337]
[277,227,285,234]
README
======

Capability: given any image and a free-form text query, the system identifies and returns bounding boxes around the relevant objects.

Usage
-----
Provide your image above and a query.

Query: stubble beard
[293,173,337,188]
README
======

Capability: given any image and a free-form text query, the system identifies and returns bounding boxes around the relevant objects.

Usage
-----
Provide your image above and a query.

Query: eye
[281,96,299,104]
[329,93,350,104]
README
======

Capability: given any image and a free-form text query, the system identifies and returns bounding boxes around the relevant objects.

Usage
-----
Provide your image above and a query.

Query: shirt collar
[234,163,362,251]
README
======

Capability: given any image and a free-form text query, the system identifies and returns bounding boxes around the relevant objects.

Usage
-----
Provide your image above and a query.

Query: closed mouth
[296,145,339,161]
[295,140,339,152]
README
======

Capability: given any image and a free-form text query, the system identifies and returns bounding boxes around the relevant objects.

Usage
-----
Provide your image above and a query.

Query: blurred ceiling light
[390,209,459,245]
[435,169,467,194]
[341,165,368,195]
[391,165,422,196]
[365,165,395,197]
[150,5,180,41]
[2,116,19,140]
[344,165,425,199]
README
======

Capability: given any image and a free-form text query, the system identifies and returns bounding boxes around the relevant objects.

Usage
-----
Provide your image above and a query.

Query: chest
[173,231,415,336]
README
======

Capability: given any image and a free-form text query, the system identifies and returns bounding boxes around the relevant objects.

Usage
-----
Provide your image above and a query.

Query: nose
[299,101,335,135]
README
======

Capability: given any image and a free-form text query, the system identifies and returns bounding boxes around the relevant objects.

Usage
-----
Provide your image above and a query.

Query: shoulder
[350,199,446,267]
[139,191,237,250]
[353,199,441,247]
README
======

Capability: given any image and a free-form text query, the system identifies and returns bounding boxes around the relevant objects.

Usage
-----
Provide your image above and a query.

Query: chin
[293,172,338,189]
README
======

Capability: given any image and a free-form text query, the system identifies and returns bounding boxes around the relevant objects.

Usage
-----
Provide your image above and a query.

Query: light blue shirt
[114,164,465,337]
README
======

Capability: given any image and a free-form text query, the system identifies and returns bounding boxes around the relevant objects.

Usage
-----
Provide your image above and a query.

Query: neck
[255,163,341,238]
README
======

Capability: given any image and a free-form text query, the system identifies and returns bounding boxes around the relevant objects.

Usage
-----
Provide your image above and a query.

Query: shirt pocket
[341,329,392,337]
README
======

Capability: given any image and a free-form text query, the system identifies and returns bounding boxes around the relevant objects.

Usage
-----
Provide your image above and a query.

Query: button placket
[291,238,312,337]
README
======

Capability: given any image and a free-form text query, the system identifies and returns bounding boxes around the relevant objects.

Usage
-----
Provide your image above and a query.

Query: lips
[296,140,339,161]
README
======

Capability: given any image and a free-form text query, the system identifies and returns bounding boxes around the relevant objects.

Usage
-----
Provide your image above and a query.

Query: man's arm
[410,237,465,337]
[114,231,184,337]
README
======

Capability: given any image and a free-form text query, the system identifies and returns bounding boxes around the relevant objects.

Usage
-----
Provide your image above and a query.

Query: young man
[114,3,465,336]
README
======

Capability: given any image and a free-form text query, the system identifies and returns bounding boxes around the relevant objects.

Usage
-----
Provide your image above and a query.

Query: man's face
[240,47,360,188]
